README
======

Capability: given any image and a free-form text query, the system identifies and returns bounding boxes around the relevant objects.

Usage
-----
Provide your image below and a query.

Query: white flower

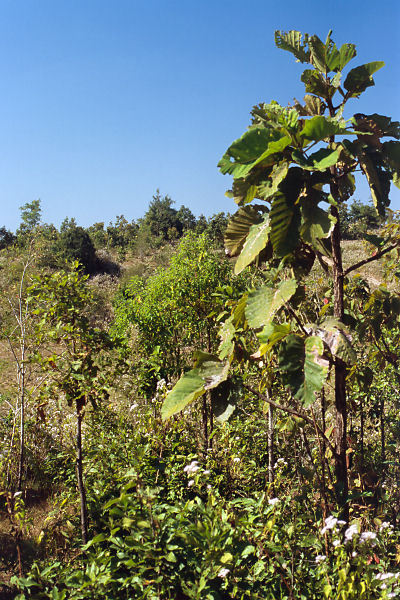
[380,521,393,532]
[375,573,395,581]
[184,460,199,475]
[13,491,22,498]
[156,379,166,391]
[321,516,338,534]
[333,540,341,547]
[315,555,327,564]
[351,551,357,558]
[218,568,230,578]
[268,497,279,506]
[203,470,210,475]
[129,402,138,411]
[207,484,212,491]
[344,524,359,542]
[188,479,195,487]
[233,457,240,463]
[360,531,377,545]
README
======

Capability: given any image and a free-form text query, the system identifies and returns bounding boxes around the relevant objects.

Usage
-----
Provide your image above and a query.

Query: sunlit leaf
[301,116,353,142]
[279,334,328,407]
[245,279,297,329]
[234,214,270,274]
[292,148,340,171]
[161,354,230,420]
[275,30,310,63]
[224,206,262,257]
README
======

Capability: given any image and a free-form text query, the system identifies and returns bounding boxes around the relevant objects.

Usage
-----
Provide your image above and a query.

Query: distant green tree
[46,219,97,274]
[176,205,196,231]
[341,199,382,239]
[16,199,42,241]
[0,226,15,250]
[142,190,181,239]
[87,222,107,249]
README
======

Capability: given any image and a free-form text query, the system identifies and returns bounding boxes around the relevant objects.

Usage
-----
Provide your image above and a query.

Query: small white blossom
[187,479,195,487]
[321,516,338,534]
[13,491,22,498]
[375,573,396,581]
[218,568,230,578]
[268,497,279,506]
[207,484,212,490]
[344,524,359,542]
[203,470,210,475]
[315,555,327,564]
[380,521,393,532]
[351,551,357,558]
[184,460,199,474]
[333,540,341,547]
[233,457,240,463]
[360,531,377,545]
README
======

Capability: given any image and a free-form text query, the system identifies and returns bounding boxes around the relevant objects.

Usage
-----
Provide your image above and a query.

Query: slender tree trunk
[202,396,208,454]
[380,396,385,466]
[76,405,88,544]
[330,207,349,519]
[267,390,274,484]
[360,395,365,471]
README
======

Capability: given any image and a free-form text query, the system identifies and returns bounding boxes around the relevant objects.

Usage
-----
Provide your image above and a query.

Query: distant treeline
[0,191,231,273]
[0,193,386,273]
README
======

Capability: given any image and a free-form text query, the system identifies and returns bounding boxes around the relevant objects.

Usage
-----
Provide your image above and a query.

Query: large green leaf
[301,336,329,406]
[245,279,297,329]
[300,116,353,142]
[337,43,356,71]
[308,33,337,72]
[234,214,270,274]
[278,334,328,407]
[344,61,385,97]
[301,69,329,99]
[224,206,262,257]
[257,322,292,356]
[218,127,291,179]
[161,353,230,420]
[275,30,310,63]
[292,147,340,171]
[258,161,289,200]
[300,202,335,252]
[269,192,300,257]
[218,317,235,360]
[161,369,204,421]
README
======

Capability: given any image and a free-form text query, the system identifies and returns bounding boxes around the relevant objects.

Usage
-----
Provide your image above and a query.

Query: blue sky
[1,0,399,231]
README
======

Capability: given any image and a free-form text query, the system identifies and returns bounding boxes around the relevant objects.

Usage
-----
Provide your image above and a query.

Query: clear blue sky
[1,0,399,231]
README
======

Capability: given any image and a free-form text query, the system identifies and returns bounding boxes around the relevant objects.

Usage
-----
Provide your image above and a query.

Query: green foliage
[0,226,16,249]
[17,199,42,240]
[114,232,246,380]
